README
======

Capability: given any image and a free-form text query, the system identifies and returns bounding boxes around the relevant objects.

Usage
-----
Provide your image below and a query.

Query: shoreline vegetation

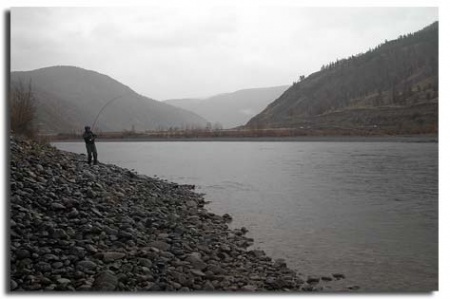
[10,134,350,292]
[51,130,438,143]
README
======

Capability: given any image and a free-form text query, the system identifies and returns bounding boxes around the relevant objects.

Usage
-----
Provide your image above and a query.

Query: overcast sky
[11,4,438,100]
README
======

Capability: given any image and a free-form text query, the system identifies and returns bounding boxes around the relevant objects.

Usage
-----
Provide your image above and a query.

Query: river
[53,139,438,292]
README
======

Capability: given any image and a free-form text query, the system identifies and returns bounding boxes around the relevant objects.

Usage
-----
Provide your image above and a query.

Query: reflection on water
[54,140,438,292]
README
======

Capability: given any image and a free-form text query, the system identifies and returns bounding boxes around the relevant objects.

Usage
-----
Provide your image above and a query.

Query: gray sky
[11,4,438,100]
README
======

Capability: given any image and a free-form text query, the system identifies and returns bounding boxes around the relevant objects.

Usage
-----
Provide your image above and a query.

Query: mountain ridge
[246,21,438,134]
[10,66,209,134]
[165,85,289,129]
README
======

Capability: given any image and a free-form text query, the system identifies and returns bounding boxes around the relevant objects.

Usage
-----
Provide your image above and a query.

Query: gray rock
[321,276,333,281]
[57,278,71,285]
[52,262,64,269]
[207,264,224,275]
[118,230,133,239]
[186,252,207,270]
[85,244,98,253]
[10,279,18,291]
[186,200,197,208]
[43,254,59,261]
[332,273,346,280]
[148,241,170,251]
[121,263,134,273]
[77,260,97,271]
[190,269,206,277]
[16,249,31,259]
[51,203,66,210]
[68,208,79,218]
[93,270,118,291]
[37,262,52,272]
[103,252,126,262]
[307,276,320,284]
[241,284,258,292]
[103,226,118,236]
[203,280,215,291]
[138,258,152,268]
[220,244,231,253]
[91,208,102,217]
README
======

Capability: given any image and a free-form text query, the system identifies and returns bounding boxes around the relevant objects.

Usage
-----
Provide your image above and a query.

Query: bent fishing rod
[91,92,133,131]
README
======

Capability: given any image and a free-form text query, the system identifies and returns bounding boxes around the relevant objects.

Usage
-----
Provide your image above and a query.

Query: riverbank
[53,134,438,143]
[10,135,348,292]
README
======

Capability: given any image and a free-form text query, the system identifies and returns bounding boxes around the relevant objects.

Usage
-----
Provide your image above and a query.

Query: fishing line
[91,92,133,130]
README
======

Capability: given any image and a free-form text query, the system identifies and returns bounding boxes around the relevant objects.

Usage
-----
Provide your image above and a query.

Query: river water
[53,140,438,292]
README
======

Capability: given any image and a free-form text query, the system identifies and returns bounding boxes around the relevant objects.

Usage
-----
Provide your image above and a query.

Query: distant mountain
[165,85,289,129]
[246,22,438,134]
[10,66,208,134]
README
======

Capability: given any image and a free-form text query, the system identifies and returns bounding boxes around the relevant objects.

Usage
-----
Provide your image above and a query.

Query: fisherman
[82,126,98,165]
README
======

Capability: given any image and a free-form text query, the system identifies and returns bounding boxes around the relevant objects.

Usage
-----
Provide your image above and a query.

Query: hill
[246,22,438,135]
[165,86,289,129]
[10,66,208,134]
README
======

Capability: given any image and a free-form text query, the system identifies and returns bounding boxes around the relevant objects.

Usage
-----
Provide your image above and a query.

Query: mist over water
[54,140,438,292]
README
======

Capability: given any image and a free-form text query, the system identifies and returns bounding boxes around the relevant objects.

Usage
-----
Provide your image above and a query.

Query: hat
[85,126,91,130]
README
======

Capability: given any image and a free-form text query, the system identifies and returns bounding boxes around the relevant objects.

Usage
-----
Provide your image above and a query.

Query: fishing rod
[91,92,133,131]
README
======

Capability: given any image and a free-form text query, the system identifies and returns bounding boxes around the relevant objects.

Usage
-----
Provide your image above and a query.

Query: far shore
[52,134,438,143]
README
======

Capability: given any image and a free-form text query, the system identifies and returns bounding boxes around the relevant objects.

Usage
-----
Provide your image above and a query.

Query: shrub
[9,80,36,138]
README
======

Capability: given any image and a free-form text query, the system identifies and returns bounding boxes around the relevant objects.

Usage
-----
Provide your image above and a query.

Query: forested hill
[246,22,438,134]
[10,66,208,134]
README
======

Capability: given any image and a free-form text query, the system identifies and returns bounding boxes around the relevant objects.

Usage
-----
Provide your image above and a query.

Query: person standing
[82,126,98,165]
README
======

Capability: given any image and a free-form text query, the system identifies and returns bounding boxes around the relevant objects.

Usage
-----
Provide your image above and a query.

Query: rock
[138,258,152,268]
[43,254,59,261]
[148,241,171,251]
[307,276,320,284]
[87,189,97,198]
[321,276,333,281]
[103,226,118,236]
[207,264,224,275]
[91,208,102,217]
[118,230,133,239]
[203,280,215,291]
[332,273,346,280]
[103,252,126,262]
[77,260,97,271]
[185,252,207,270]
[52,262,64,269]
[10,279,18,291]
[190,269,206,277]
[67,208,79,218]
[37,262,52,272]
[83,170,96,181]
[85,244,98,253]
[222,214,233,222]
[57,278,71,285]
[51,203,66,210]
[274,258,287,268]
[241,284,258,292]
[186,200,197,208]
[93,270,118,291]
[220,244,231,253]
[16,249,31,259]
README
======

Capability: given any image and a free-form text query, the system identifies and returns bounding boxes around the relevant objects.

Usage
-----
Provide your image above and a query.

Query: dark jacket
[83,131,97,144]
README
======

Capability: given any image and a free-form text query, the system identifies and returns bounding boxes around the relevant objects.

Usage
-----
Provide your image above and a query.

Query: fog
[10,3,438,100]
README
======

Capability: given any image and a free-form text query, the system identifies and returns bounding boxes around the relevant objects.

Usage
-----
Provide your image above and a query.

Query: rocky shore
[9,135,339,292]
